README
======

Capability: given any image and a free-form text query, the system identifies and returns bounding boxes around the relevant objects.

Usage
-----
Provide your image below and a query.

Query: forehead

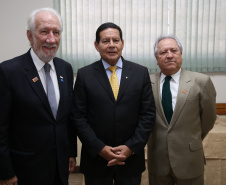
[158,38,179,50]
[35,11,60,30]
[99,28,120,38]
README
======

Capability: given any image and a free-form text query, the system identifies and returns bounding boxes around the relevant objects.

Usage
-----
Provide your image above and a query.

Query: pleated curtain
[54,0,226,73]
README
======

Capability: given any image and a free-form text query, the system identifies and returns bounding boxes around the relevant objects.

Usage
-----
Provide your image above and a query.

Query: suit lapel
[169,69,191,129]
[117,59,133,102]
[93,58,134,102]
[93,60,115,101]
[151,73,169,125]
[23,51,53,116]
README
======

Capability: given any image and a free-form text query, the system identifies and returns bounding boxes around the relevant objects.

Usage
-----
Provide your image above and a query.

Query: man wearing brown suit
[148,35,216,185]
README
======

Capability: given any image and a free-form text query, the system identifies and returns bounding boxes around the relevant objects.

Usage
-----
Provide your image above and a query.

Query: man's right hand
[99,145,126,166]
[0,176,18,185]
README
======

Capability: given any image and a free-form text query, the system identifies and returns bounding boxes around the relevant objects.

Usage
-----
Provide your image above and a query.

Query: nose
[166,51,173,58]
[46,32,56,43]
[109,40,115,48]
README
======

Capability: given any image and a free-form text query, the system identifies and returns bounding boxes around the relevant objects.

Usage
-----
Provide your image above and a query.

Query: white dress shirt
[160,69,181,111]
[102,57,123,85]
[30,49,60,106]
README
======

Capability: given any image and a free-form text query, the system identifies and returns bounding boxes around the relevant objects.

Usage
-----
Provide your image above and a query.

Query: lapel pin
[32,77,39,82]
[182,90,187,94]
[60,76,64,82]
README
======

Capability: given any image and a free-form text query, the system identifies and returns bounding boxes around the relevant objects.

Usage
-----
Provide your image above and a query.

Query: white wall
[0,0,226,103]
[0,0,53,62]
[206,72,226,103]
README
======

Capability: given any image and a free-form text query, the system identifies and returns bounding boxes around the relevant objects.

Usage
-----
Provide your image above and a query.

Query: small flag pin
[182,90,187,94]
[32,77,39,82]
[60,76,64,82]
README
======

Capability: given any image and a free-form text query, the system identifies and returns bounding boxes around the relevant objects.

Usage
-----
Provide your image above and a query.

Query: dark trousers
[85,166,141,185]
[53,160,65,185]
[53,170,64,185]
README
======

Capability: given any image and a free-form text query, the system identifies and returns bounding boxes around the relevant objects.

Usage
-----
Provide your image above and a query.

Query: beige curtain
[54,0,226,73]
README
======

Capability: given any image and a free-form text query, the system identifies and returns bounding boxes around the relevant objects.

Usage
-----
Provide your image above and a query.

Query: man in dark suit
[147,35,216,185]
[0,8,76,185]
[72,22,156,185]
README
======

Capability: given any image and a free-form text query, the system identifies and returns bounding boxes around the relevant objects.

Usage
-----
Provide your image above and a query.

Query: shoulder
[123,59,147,70]
[150,73,160,83]
[182,69,210,82]
[77,60,100,73]
[0,52,28,71]
[54,57,72,68]
[181,69,213,90]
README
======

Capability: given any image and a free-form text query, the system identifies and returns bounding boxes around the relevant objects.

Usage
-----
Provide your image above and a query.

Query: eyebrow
[39,27,61,31]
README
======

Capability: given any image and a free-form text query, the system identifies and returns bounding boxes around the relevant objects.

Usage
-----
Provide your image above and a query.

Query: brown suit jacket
[147,68,216,179]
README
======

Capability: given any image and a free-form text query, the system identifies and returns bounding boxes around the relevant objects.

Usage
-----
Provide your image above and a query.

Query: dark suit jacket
[72,57,155,177]
[0,50,76,185]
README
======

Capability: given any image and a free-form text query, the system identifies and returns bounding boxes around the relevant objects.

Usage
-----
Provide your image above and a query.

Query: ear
[156,57,159,65]
[94,41,99,52]
[122,39,124,50]
[27,30,33,44]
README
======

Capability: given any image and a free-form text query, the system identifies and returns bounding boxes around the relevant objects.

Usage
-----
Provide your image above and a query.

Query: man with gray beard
[0,8,76,185]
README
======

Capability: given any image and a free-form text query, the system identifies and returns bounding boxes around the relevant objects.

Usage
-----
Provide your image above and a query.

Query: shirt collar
[102,57,123,70]
[30,48,55,72]
[160,68,181,84]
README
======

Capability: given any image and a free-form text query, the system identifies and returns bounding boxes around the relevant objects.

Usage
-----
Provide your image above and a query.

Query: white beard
[33,36,58,62]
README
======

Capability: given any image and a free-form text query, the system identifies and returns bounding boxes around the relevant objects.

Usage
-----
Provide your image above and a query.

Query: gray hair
[27,7,63,34]
[153,35,183,57]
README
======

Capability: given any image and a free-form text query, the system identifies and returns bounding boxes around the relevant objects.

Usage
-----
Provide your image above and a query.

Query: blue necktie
[44,63,57,119]
[162,76,173,124]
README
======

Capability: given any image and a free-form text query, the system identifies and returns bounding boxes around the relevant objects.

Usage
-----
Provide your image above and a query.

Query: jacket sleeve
[0,65,16,180]
[71,70,106,158]
[200,76,216,140]
[124,67,156,155]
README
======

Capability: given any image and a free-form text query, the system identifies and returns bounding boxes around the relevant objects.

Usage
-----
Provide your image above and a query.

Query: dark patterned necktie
[162,76,173,124]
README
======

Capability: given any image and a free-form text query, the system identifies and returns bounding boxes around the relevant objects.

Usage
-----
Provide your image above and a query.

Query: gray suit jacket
[147,68,216,179]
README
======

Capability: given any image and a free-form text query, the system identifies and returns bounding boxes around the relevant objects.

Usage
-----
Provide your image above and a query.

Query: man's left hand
[69,157,76,174]
[107,145,133,166]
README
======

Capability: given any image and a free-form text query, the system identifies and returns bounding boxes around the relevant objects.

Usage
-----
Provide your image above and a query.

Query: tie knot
[108,66,118,72]
[44,63,51,72]
[165,76,171,82]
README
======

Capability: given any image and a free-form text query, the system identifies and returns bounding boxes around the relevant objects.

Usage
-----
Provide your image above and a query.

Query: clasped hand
[99,145,133,167]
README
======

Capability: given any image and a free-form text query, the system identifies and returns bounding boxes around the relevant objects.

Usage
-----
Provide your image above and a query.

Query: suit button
[115,122,118,126]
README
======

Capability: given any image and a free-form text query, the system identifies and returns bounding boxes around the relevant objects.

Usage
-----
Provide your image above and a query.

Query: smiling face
[94,28,124,66]
[27,11,61,63]
[156,38,183,76]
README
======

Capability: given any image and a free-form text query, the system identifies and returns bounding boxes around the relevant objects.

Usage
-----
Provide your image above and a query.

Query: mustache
[42,43,58,48]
